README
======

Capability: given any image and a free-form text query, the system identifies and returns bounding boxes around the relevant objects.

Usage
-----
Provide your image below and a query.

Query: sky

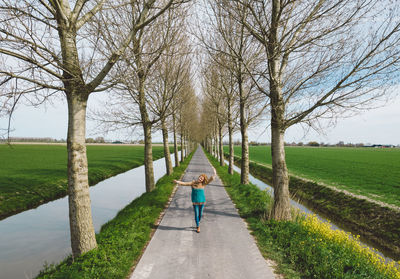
[1,91,399,145]
[1,1,399,146]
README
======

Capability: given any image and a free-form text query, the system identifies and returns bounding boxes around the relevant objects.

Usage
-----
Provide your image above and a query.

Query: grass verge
[227,153,400,260]
[207,150,400,279]
[35,150,194,279]
[0,145,173,219]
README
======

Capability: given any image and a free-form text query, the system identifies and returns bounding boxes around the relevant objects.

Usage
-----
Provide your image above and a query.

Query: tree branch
[76,0,105,30]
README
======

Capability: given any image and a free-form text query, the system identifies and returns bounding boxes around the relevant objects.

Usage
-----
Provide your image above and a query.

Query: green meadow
[0,144,169,219]
[225,146,400,207]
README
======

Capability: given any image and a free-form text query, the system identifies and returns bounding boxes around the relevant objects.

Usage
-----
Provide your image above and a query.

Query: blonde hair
[195,174,209,185]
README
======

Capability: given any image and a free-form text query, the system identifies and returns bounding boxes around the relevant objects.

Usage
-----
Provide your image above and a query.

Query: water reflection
[0,153,178,279]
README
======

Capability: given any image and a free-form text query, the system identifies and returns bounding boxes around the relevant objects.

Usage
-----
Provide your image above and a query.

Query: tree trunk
[138,76,155,192]
[180,129,184,163]
[61,25,97,257]
[143,122,155,192]
[214,135,217,158]
[172,113,179,167]
[228,103,234,175]
[270,123,291,220]
[240,123,249,185]
[215,134,219,160]
[66,93,97,257]
[239,85,249,184]
[269,86,291,220]
[218,119,224,166]
[212,136,215,157]
[237,57,249,184]
[161,119,173,175]
[268,0,291,220]
[209,137,212,154]
[183,133,187,158]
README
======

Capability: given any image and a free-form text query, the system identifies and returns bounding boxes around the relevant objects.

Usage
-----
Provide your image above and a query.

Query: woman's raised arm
[173,180,193,186]
[207,167,217,184]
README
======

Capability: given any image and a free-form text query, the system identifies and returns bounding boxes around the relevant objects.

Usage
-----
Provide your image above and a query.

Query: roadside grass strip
[228,153,400,259]
[206,151,400,279]
[36,151,194,279]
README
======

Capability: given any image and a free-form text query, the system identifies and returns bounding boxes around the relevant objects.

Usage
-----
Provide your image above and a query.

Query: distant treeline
[0,137,66,143]
[225,140,398,148]
[0,137,166,144]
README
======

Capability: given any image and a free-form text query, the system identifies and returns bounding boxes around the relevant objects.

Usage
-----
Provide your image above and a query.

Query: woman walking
[174,167,217,233]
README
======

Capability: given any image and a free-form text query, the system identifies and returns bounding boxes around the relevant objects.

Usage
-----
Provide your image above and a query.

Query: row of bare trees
[2,0,399,260]
[197,0,400,221]
[0,0,196,258]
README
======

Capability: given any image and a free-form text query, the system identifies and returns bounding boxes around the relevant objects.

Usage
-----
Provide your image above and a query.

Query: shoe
[196,226,200,233]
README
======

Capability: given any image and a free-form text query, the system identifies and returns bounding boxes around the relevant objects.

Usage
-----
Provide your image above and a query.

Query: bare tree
[169,62,195,166]
[0,0,188,257]
[202,61,230,166]
[203,53,239,173]
[148,35,192,175]
[227,0,400,220]
[177,80,198,158]
[198,90,219,157]
[199,0,267,183]
[90,3,188,192]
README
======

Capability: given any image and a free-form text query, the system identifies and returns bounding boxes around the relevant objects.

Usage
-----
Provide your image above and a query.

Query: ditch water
[224,159,396,263]
[0,152,180,279]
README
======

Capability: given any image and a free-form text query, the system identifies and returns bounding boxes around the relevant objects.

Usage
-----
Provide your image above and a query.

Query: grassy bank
[225,146,400,207]
[0,144,172,219]
[206,151,400,279]
[36,150,194,279]
[228,154,400,260]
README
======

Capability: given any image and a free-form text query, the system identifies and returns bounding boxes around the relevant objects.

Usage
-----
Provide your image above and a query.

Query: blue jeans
[193,204,205,227]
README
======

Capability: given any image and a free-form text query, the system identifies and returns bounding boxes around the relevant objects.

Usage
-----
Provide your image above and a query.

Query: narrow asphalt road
[130,147,276,279]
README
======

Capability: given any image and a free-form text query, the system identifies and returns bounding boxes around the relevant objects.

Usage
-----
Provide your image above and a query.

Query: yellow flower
[300,214,400,279]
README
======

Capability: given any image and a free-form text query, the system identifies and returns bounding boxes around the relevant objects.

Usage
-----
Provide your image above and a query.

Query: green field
[0,144,169,219]
[225,146,400,207]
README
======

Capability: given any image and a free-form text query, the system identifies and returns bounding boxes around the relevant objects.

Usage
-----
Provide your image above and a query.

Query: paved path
[130,148,275,279]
